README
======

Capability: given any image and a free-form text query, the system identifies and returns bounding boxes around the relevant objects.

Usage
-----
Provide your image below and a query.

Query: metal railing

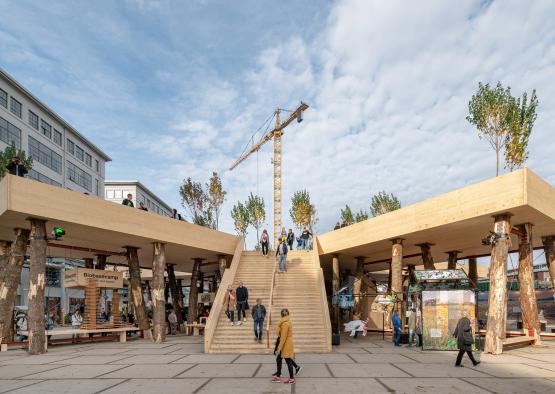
[265,257,277,348]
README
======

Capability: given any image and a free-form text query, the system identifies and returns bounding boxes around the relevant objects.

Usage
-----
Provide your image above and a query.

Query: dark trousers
[276,354,298,378]
[288,241,293,250]
[237,301,246,319]
[261,242,268,255]
[394,329,401,346]
[456,349,477,365]
[254,319,264,340]
[226,309,234,322]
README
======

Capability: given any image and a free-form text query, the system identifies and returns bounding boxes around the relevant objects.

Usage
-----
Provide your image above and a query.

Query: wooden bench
[502,335,535,347]
[185,323,205,336]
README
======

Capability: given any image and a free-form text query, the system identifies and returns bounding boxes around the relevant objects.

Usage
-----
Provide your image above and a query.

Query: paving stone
[76,348,130,356]
[110,354,184,364]
[468,377,555,393]
[0,380,43,394]
[197,377,290,393]
[296,353,353,363]
[467,363,555,378]
[100,364,193,378]
[380,377,490,393]
[367,346,421,354]
[400,353,459,364]
[178,363,258,378]
[512,353,555,363]
[0,364,64,378]
[51,355,130,364]
[6,378,124,394]
[173,354,238,363]
[394,363,493,378]
[101,378,208,393]
[328,363,410,377]
[19,364,126,379]
[350,353,416,363]
[332,347,371,354]
[295,378,389,393]
[0,355,78,365]
[528,363,555,372]
[256,362,331,377]
[119,347,184,355]
[167,344,205,354]
[233,354,276,363]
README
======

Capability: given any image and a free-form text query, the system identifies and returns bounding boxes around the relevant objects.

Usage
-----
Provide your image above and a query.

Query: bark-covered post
[84,258,94,269]
[125,246,150,332]
[187,258,203,325]
[145,281,153,305]
[218,255,227,278]
[485,213,511,355]
[517,223,541,344]
[391,238,403,322]
[331,254,340,333]
[0,241,12,274]
[353,257,365,315]
[95,254,108,270]
[468,257,478,289]
[27,219,47,355]
[0,230,29,344]
[417,243,435,270]
[542,236,555,290]
[167,264,183,325]
[176,279,185,317]
[446,250,460,270]
[152,242,166,343]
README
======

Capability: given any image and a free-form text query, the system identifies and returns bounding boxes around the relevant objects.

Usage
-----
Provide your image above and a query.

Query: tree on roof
[355,209,369,223]
[340,205,354,226]
[0,144,33,179]
[504,90,538,171]
[370,191,401,217]
[290,190,316,232]
[231,201,249,248]
[207,172,226,230]
[246,193,265,249]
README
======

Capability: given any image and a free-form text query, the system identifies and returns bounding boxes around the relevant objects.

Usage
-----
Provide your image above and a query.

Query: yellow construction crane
[230,102,309,247]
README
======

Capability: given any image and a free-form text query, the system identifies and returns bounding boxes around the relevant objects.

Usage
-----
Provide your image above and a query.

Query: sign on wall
[64,268,123,289]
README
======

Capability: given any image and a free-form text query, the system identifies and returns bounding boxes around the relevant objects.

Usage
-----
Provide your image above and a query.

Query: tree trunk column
[391,239,404,325]
[468,257,478,289]
[517,223,541,344]
[542,236,555,290]
[152,242,166,343]
[125,246,150,331]
[188,258,203,325]
[417,243,435,270]
[167,264,183,325]
[218,255,227,278]
[0,230,29,345]
[332,255,339,333]
[485,213,511,355]
[0,241,12,274]
[95,255,108,270]
[27,219,47,355]
[353,257,364,316]
[84,258,94,269]
[446,251,460,270]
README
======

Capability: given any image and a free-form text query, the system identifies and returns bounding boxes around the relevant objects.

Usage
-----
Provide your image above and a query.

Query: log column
[446,250,461,270]
[485,213,511,355]
[167,264,183,325]
[218,255,227,278]
[0,241,12,274]
[95,255,108,270]
[391,238,404,326]
[517,223,541,344]
[331,255,340,333]
[468,257,478,289]
[83,258,94,269]
[0,230,29,344]
[187,258,203,325]
[542,236,555,290]
[353,257,364,316]
[125,246,149,331]
[152,242,166,343]
[27,219,47,355]
[417,243,435,270]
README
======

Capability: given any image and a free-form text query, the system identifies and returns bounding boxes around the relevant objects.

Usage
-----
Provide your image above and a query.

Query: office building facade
[104,180,173,217]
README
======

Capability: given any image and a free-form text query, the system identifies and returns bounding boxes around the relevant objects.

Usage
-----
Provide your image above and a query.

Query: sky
[1,0,555,252]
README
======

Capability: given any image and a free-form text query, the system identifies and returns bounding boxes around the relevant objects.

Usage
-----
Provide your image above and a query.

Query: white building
[104,180,173,217]
[0,68,111,196]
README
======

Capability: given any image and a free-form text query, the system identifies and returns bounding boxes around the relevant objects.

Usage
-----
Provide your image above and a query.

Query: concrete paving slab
[472,353,544,364]
[394,363,494,378]
[110,354,184,364]
[366,347,421,354]
[400,353,460,364]
[6,378,124,394]
[468,363,555,378]
[331,347,371,353]
[296,353,353,363]
[0,364,64,378]
[51,355,130,364]
[19,364,126,379]
[178,363,259,378]
[173,354,238,363]
[167,344,205,354]
[468,377,555,393]
[328,363,410,378]
[256,363,331,378]
[528,363,555,372]
[233,354,276,363]
[350,353,416,363]
[0,355,78,364]
[295,378,389,394]
[119,347,184,355]
[197,377,290,393]
[101,378,208,393]
[0,356,22,364]
[512,353,555,363]
[77,348,130,356]
[100,364,194,379]
[0,380,43,394]
[380,377,490,393]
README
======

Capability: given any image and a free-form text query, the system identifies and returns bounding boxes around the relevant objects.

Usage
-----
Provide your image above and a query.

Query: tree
[340,205,354,226]
[370,191,401,217]
[231,201,249,248]
[504,90,538,171]
[0,144,33,178]
[467,82,515,176]
[290,190,316,231]
[355,209,369,223]
[207,172,226,230]
[179,178,212,227]
[246,193,265,249]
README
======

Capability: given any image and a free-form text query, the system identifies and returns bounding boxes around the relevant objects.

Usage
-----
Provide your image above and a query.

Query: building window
[95,179,99,196]
[53,129,62,146]
[28,136,62,174]
[66,160,92,192]
[28,111,39,130]
[40,120,52,139]
[106,190,114,199]
[0,116,22,148]
[45,266,61,287]
[75,145,84,161]
[85,153,92,167]
[10,97,22,118]
[115,190,122,199]
[95,159,99,172]
[0,88,7,108]
[67,139,74,155]
[28,169,62,187]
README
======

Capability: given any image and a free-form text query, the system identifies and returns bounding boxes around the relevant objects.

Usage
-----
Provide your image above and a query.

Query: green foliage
[231,201,249,241]
[246,193,265,247]
[290,190,317,232]
[179,177,212,227]
[370,191,401,217]
[207,172,226,230]
[0,144,33,178]
[355,209,369,223]
[340,205,354,226]
[504,90,538,171]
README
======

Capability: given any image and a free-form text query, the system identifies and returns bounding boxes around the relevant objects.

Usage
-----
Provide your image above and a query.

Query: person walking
[260,229,269,257]
[122,193,134,207]
[286,229,295,251]
[6,156,28,177]
[236,282,249,325]
[224,286,235,325]
[454,314,480,367]
[407,308,417,347]
[272,309,301,384]
[392,310,402,346]
[251,298,266,343]
[276,239,288,273]
[300,227,312,250]
[71,309,83,343]
[168,309,178,335]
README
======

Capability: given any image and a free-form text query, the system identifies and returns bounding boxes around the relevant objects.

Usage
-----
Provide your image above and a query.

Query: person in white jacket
[71,309,83,343]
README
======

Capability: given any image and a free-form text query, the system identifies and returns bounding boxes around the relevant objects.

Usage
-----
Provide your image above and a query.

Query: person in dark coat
[235,282,249,324]
[6,156,28,177]
[453,315,480,367]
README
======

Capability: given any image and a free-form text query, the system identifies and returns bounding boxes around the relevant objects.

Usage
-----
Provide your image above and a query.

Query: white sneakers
[243,318,247,322]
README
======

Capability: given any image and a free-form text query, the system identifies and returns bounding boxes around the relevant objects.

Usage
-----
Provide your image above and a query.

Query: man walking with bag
[236,282,249,325]
[276,239,288,273]
[251,298,266,343]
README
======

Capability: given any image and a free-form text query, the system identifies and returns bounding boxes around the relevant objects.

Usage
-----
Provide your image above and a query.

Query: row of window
[28,136,63,174]
[67,160,92,192]
[0,116,22,149]
[67,138,98,171]
[28,169,62,187]
[105,190,169,215]
[0,88,23,120]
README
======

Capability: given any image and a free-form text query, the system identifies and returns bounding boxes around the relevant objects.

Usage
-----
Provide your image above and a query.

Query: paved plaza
[0,333,554,393]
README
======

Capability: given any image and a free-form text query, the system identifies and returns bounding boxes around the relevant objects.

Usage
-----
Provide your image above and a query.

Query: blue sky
[1,0,555,250]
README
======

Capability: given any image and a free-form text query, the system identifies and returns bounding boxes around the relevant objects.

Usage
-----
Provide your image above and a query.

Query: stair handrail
[204,236,244,352]
[266,256,277,348]
[313,237,332,351]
